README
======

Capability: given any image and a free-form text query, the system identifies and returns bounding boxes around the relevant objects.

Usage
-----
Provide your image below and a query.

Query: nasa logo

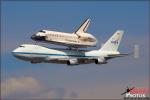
[111,40,119,45]
[111,33,120,45]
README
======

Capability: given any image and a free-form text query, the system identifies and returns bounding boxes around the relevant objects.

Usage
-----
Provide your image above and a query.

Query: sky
[1,1,149,99]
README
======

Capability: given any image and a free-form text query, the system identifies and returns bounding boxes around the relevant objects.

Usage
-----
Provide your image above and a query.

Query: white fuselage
[31,30,97,48]
[12,44,119,65]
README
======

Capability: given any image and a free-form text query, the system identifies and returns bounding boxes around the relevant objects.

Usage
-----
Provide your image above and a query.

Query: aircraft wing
[78,53,129,61]
[77,53,130,64]
[45,56,94,65]
[63,57,94,64]
[121,87,135,95]
[129,87,135,91]
[121,91,128,95]
[44,53,129,65]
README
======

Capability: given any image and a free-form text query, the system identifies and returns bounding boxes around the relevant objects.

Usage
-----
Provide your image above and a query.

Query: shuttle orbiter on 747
[12,30,129,65]
[31,19,97,48]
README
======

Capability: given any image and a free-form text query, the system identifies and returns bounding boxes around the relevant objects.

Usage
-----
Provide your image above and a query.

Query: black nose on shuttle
[31,34,46,41]
[31,34,36,40]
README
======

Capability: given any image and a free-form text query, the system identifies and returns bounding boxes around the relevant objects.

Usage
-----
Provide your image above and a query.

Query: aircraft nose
[12,48,23,60]
[31,34,46,41]
[12,49,18,56]
[31,34,37,40]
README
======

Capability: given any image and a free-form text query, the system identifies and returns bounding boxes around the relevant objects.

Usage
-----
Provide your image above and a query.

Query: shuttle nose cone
[31,34,46,41]
[31,34,37,40]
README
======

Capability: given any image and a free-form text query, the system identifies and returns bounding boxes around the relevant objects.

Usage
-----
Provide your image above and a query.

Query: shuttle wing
[75,18,90,33]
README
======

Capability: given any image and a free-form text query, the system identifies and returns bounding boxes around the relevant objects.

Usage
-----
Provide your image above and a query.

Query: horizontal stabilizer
[108,53,129,58]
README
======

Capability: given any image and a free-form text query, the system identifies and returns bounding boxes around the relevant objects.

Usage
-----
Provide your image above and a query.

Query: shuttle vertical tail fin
[75,18,90,34]
[99,30,124,51]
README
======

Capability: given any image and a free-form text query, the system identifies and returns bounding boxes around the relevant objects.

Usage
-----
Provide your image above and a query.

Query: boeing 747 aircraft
[31,19,97,48]
[12,30,128,65]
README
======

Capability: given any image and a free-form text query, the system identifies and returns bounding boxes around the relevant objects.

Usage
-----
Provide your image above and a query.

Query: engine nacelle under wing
[67,59,79,65]
[31,60,42,64]
[95,57,107,64]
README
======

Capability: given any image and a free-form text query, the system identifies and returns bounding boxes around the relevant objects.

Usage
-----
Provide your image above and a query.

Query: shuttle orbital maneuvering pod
[31,19,97,48]
[12,30,129,65]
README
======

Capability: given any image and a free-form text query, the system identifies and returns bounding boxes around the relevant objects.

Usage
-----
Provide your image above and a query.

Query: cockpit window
[39,30,46,33]
[19,45,25,47]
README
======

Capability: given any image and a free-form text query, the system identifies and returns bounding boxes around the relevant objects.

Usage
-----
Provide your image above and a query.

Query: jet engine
[77,32,90,37]
[76,33,96,42]
[31,60,42,64]
[67,59,78,65]
[95,57,107,64]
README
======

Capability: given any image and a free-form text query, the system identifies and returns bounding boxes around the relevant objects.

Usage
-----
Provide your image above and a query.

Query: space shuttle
[31,19,97,48]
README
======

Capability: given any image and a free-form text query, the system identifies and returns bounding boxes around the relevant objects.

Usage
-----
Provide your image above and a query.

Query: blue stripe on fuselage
[13,52,97,58]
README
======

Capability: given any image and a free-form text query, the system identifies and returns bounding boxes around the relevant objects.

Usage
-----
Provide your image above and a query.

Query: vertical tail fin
[75,18,90,33]
[100,30,124,51]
